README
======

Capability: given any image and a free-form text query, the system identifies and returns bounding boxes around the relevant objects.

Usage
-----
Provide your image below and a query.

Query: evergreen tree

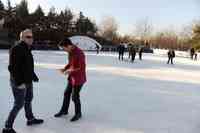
[16,0,29,18]
[58,8,73,31]
[33,5,44,18]
[6,0,12,12]
[76,12,97,34]
[48,6,56,18]
[0,0,4,11]
[76,12,86,33]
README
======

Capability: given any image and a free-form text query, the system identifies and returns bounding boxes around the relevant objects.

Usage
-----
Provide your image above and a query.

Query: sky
[2,0,200,35]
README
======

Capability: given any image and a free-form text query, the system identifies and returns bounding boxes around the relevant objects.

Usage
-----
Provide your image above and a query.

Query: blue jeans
[5,80,34,128]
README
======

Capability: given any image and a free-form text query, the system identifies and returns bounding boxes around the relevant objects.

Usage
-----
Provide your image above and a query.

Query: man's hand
[17,83,26,89]
[58,68,74,75]
[33,77,39,82]
[64,69,74,75]
[33,74,39,82]
[58,68,66,74]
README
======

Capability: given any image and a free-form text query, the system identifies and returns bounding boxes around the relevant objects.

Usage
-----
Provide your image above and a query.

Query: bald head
[20,29,33,46]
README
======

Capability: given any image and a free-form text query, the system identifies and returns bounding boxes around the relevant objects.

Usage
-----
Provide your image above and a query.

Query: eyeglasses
[25,36,33,39]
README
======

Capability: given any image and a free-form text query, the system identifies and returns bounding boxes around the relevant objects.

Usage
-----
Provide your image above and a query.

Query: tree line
[0,0,199,51]
[0,0,97,42]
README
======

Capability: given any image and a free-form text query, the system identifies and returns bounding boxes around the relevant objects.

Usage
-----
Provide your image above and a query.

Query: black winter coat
[8,41,38,86]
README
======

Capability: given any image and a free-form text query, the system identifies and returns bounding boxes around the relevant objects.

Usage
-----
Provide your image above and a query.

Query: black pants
[139,53,142,60]
[59,84,83,115]
[131,53,136,62]
[128,52,131,59]
[167,57,174,64]
[118,53,124,61]
[5,81,34,128]
[96,50,99,54]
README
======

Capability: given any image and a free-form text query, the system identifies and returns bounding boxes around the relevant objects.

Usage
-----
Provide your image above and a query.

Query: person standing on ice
[139,47,143,60]
[55,38,87,122]
[127,43,132,59]
[194,52,198,60]
[95,43,100,54]
[167,49,175,64]
[190,48,195,60]
[117,44,125,61]
[2,29,44,133]
[129,44,136,63]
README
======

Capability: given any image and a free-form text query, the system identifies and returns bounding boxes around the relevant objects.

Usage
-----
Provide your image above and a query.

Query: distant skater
[117,44,125,61]
[167,50,175,64]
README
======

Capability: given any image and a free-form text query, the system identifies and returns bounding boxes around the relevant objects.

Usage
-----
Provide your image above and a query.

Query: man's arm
[33,72,39,82]
[11,47,24,86]
[64,64,70,70]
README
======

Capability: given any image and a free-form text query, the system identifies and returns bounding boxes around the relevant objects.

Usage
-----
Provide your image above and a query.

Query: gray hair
[20,29,32,41]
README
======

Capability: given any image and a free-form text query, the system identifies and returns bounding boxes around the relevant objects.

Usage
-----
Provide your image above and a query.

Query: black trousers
[5,81,34,128]
[167,57,174,64]
[59,83,83,115]
[139,53,142,60]
[131,53,136,62]
[118,53,124,61]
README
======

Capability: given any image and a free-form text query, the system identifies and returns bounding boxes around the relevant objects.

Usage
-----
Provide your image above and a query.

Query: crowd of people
[117,43,200,65]
[117,43,143,62]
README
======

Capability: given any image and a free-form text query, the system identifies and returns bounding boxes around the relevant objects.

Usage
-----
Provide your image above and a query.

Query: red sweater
[64,46,86,86]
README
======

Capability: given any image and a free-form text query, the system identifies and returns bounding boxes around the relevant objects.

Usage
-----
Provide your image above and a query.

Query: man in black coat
[118,44,125,61]
[2,29,44,133]
[190,48,195,60]
[167,49,175,64]
[139,47,143,60]
[130,45,136,63]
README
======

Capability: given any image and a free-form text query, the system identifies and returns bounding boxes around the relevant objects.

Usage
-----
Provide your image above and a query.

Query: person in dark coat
[117,44,125,61]
[167,49,175,64]
[139,47,143,60]
[55,38,87,122]
[194,52,198,60]
[96,44,100,54]
[190,48,195,60]
[130,45,136,63]
[127,43,132,59]
[2,29,44,133]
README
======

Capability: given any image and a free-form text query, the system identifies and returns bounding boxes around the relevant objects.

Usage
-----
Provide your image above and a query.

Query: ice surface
[1,50,200,133]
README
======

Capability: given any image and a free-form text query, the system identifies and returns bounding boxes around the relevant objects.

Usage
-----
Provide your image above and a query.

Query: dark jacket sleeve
[64,64,70,70]
[32,72,39,82]
[10,47,24,86]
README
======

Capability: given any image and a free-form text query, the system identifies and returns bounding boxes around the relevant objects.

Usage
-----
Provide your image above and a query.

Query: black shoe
[27,118,44,126]
[2,128,16,133]
[54,111,68,118]
[70,114,82,122]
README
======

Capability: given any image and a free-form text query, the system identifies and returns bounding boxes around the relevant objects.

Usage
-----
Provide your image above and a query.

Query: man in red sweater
[55,38,87,122]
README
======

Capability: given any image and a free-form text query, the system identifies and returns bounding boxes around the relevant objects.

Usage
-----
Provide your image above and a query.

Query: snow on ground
[1,50,200,133]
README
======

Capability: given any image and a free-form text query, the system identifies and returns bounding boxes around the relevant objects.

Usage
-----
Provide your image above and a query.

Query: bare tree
[151,27,180,49]
[98,16,119,41]
[179,24,193,40]
[133,17,153,41]
[119,34,135,43]
[190,20,200,49]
